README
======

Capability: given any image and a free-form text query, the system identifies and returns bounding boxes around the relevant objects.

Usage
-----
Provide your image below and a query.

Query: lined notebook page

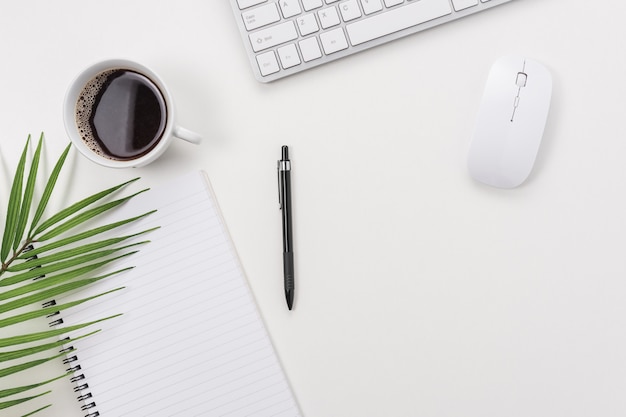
[57,171,301,417]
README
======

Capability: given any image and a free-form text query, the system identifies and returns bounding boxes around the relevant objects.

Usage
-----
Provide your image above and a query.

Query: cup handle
[174,126,202,144]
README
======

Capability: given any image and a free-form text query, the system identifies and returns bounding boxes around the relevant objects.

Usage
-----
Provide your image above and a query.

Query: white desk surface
[2,1,626,416]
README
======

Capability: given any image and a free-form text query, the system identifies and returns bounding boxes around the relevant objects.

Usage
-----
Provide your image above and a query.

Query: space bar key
[346,0,452,46]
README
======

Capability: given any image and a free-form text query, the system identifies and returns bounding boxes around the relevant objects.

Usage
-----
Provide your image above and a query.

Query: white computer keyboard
[229,0,513,82]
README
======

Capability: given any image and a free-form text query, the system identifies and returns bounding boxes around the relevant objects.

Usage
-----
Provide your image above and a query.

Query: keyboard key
[452,0,478,10]
[279,0,303,18]
[256,51,280,76]
[318,6,341,29]
[346,0,452,46]
[242,3,280,31]
[297,13,320,36]
[302,0,323,10]
[299,37,323,62]
[339,0,362,22]
[249,21,298,52]
[277,43,302,68]
[320,28,349,54]
[360,0,382,15]
[237,0,266,9]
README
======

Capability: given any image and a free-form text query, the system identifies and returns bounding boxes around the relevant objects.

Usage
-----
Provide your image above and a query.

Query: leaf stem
[0,239,35,276]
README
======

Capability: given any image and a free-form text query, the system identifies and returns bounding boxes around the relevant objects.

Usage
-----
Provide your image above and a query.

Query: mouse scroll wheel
[516,72,528,87]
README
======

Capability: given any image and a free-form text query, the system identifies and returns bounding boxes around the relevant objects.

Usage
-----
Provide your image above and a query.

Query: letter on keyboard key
[339,0,362,22]
[320,28,349,54]
[346,0,452,46]
[360,0,383,15]
[256,51,280,76]
[297,13,320,36]
[277,43,302,68]
[250,21,298,52]
[242,3,280,31]
[318,6,341,29]
[279,0,303,18]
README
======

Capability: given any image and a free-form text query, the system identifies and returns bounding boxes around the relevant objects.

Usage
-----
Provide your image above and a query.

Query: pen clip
[277,160,283,210]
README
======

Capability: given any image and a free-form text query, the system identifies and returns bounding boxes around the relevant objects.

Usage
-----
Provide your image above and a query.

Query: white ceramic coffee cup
[63,59,202,168]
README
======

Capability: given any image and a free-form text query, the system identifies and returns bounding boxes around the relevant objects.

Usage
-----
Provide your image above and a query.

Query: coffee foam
[74,69,118,160]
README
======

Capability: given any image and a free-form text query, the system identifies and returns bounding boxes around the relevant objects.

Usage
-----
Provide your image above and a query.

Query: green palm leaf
[0,244,143,287]
[0,270,127,312]
[0,288,123,328]
[22,404,53,416]
[0,316,121,348]
[30,177,140,238]
[0,391,50,411]
[0,374,68,399]
[1,136,29,263]
[0,351,67,379]
[13,134,42,252]
[20,210,157,259]
[8,232,154,272]
[27,143,70,239]
[0,333,98,363]
[0,263,133,302]
[35,189,149,242]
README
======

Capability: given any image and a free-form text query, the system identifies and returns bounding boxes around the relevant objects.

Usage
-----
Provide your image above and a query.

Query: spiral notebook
[54,171,302,417]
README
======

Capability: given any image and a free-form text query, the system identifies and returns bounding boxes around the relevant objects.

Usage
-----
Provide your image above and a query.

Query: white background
[2,0,626,416]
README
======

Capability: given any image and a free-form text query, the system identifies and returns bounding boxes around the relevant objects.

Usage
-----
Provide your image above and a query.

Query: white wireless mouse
[468,55,552,188]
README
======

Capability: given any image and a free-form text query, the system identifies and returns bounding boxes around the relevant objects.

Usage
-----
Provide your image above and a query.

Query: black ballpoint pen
[278,146,295,310]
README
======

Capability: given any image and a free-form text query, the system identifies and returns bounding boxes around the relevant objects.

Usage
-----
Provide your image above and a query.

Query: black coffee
[75,69,167,161]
